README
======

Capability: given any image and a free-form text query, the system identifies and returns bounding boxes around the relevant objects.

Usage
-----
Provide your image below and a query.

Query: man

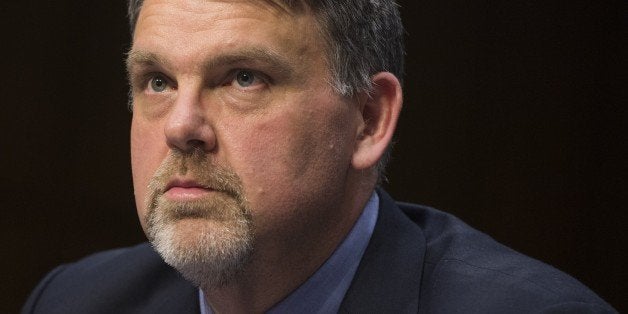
[23,0,616,313]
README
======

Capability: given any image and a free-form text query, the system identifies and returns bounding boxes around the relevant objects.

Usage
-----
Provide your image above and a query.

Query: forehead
[134,0,308,30]
[132,0,319,53]
[130,0,320,74]
[129,0,331,90]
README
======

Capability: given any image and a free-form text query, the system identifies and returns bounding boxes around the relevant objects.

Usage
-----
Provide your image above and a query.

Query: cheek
[223,103,355,204]
[221,116,295,189]
[130,118,166,224]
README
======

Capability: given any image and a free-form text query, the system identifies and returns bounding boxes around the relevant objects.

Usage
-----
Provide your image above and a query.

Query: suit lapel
[141,276,199,314]
[339,189,426,313]
[136,248,200,314]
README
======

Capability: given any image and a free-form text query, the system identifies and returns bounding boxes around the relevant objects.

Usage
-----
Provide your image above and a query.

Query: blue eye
[150,76,168,92]
[235,70,256,87]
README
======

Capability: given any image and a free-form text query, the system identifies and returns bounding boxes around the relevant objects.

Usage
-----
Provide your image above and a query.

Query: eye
[149,75,168,92]
[235,70,260,88]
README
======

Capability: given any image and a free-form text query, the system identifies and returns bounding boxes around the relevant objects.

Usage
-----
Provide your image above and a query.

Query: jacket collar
[339,188,427,313]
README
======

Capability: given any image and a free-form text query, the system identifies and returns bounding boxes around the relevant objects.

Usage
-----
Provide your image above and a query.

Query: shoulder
[22,243,198,314]
[393,200,617,313]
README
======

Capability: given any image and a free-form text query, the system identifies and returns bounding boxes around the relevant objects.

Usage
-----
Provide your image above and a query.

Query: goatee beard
[145,149,253,289]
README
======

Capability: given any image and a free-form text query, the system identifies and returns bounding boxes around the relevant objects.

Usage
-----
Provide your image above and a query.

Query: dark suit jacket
[23,190,616,313]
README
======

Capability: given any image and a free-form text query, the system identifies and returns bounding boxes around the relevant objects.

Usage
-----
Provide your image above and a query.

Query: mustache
[146,149,245,209]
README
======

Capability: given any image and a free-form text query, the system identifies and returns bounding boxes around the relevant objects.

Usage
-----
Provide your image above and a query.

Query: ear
[351,72,403,170]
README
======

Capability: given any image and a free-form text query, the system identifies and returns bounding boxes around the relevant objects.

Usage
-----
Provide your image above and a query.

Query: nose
[164,91,216,153]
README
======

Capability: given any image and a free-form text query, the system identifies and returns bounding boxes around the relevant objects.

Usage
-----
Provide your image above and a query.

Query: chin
[145,193,254,288]
[149,215,254,288]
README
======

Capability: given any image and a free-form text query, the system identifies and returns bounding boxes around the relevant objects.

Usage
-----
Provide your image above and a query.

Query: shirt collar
[200,192,380,313]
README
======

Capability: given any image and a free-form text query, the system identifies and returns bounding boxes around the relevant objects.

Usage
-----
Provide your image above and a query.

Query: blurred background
[1,0,625,312]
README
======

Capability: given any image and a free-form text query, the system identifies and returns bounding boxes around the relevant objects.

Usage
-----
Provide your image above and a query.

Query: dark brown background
[1,0,625,312]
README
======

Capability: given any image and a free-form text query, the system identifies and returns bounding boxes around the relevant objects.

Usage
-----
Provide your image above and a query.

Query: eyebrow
[125,48,295,78]
[125,50,166,74]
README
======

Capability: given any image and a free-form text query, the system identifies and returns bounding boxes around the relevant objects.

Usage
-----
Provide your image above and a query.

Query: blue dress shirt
[200,192,380,313]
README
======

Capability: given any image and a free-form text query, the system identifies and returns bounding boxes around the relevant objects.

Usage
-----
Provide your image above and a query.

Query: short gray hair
[127,0,404,180]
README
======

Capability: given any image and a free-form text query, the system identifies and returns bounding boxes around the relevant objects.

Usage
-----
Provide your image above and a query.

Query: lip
[163,179,213,201]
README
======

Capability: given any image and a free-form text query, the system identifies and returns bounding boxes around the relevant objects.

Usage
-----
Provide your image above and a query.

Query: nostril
[187,139,205,148]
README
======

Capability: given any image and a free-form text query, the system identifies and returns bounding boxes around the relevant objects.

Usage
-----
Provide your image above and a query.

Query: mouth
[163,179,214,201]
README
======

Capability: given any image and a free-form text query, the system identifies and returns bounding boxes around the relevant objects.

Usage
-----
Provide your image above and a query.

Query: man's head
[129,0,404,177]
[126,0,403,290]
